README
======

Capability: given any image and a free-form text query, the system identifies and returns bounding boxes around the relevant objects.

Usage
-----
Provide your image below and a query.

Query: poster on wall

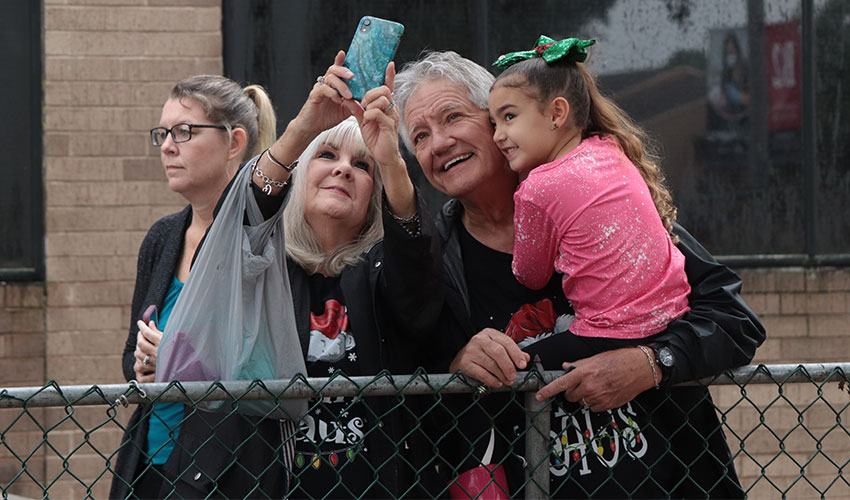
[705,27,749,168]
[706,27,750,132]
[766,20,801,131]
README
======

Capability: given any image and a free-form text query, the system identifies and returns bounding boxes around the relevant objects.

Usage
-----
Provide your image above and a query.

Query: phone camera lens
[364,19,371,26]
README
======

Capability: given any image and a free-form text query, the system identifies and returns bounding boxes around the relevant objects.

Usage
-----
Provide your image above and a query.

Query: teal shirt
[145,276,184,465]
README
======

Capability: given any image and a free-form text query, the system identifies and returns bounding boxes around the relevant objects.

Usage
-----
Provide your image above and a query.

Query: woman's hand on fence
[535,347,656,412]
[133,319,163,383]
[450,328,531,387]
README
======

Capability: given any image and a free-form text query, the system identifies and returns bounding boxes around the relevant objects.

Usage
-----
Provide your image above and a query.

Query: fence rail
[5,363,848,409]
[1,363,849,499]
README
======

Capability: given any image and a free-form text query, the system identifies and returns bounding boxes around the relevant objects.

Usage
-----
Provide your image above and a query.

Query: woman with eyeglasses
[109,75,288,499]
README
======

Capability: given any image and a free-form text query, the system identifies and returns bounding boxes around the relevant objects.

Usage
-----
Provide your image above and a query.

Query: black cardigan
[110,205,288,499]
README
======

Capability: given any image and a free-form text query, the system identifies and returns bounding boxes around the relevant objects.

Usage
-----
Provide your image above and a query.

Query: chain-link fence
[1,363,848,499]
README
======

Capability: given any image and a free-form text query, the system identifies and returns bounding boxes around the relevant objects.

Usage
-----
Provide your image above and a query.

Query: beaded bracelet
[392,211,422,238]
[391,211,419,224]
[382,192,422,238]
[637,345,660,389]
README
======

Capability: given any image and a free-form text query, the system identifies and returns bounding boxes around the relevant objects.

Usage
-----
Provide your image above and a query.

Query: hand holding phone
[134,305,162,381]
[343,16,404,101]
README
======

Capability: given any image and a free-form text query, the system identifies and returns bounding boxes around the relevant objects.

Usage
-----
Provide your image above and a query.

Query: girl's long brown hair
[496,58,679,242]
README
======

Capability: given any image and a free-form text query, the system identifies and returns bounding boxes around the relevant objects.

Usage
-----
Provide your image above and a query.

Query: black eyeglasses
[149,123,228,147]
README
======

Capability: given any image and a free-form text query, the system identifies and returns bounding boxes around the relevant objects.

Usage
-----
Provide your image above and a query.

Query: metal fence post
[524,390,551,498]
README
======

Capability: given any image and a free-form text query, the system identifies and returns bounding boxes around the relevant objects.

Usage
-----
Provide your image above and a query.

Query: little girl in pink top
[489,36,690,343]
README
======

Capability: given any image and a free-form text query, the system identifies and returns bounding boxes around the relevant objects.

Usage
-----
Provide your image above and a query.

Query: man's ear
[228,127,248,161]
[549,97,571,129]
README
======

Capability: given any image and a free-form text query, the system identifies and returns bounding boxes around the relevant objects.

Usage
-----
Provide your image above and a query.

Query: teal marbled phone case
[343,16,404,101]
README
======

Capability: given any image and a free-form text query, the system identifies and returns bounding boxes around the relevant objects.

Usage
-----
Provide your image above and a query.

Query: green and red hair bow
[493,35,596,69]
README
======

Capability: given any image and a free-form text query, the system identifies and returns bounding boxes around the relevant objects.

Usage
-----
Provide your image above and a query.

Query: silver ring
[385,101,395,111]
[476,385,489,396]
[316,75,325,85]
[142,354,151,366]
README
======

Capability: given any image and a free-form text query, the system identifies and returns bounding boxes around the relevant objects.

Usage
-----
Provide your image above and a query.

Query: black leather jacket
[434,198,765,383]
[428,198,766,498]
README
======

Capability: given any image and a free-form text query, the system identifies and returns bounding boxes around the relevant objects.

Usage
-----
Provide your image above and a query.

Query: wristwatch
[650,343,674,383]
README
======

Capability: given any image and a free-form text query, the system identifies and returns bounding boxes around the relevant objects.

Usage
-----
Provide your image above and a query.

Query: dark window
[0,1,43,280]
[814,0,850,256]
[223,0,848,264]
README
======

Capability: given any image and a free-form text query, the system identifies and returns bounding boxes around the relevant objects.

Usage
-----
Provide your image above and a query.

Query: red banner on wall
[766,21,801,130]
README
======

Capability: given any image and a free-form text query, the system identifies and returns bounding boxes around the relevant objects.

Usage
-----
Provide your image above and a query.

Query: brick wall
[721,267,850,499]
[0,284,47,498]
[1,1,222,498]
[43,0,221,387]
[1,1,849,497]
[742,268,850,362]
[0,284,45,387]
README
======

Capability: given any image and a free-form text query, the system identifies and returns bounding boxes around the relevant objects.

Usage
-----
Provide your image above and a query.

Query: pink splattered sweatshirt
[512,135,690,339]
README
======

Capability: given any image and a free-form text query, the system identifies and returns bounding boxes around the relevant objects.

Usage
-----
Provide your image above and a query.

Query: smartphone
[343,16,404,101]
[142,304,158,327]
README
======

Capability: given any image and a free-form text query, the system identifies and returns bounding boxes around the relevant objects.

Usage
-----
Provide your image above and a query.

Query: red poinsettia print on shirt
[504,298,573,348]
[307,299,355,363]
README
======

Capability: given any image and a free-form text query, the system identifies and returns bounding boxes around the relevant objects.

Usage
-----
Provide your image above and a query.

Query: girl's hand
[133,319,163,383]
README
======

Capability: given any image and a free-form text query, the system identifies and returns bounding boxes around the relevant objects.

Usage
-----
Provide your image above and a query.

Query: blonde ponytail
[244,84,277,156]
[171,75,277,162]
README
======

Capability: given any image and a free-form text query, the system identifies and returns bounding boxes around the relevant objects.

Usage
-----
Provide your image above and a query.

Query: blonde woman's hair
[494,58,679,242]
[283,117,385,277]
[170,75,277,160]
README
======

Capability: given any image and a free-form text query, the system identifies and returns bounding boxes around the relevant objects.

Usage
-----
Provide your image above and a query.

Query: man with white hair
[394,50,764,498]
